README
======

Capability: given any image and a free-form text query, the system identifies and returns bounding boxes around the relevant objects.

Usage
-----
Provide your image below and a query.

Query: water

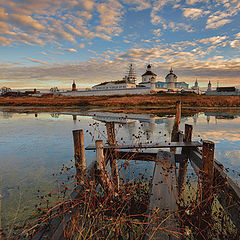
[0,110,240,233]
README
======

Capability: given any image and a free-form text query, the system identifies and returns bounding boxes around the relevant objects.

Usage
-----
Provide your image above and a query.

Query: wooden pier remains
[32,101,240,239]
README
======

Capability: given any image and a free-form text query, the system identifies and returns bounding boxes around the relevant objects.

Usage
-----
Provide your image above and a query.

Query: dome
[165,68,177,85]
[165,68,177,79]
[142,64,157,77]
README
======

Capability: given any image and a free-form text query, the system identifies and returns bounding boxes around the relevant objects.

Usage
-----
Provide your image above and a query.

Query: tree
[50,87,59,92]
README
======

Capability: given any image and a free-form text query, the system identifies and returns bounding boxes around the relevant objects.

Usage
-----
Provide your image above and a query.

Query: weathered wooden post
[171,101,181,153]
[72,130,86,181]
[197,140,215,239]
[202,140,215,183]
[178,124,193,196]
[96,140,113,192]
[106,122,119,191]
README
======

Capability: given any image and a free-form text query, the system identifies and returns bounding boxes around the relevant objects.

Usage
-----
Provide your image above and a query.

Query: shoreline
[0,94,240,115]
[1,105,240,116]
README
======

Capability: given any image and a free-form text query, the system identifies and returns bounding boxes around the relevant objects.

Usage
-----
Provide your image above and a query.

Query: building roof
[142,71,157,76]
[94,80,128,87]
[142,64,157,77]
[165,68,177,78]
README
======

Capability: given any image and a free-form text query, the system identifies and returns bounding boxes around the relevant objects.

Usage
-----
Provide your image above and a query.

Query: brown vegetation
[0,93,240,109]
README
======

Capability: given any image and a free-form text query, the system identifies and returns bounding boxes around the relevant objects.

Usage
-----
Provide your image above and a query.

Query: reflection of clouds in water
[221,150,240,166]
[198,130,240,142]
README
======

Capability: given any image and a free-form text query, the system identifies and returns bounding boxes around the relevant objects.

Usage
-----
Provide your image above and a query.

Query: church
[155,68,189,90]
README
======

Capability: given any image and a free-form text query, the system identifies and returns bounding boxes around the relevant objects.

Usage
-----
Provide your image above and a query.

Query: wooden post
[96,140,113,192]
[72,130,86,181]
[202,140,215,183]
[171,101,181,153]
[178,124,193,196]
[197,140,215,239]
[106,122,119,191]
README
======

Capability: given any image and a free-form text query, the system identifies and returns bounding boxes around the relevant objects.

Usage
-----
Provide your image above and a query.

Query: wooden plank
[86,141,202,150]
[146,151,179,239]
[189,149,240,229]
[106,151,186,163]
[33,162,97,240]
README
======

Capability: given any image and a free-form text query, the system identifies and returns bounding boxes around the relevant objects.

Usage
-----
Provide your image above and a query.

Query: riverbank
[0,94,239,108]
[0,93,240,115]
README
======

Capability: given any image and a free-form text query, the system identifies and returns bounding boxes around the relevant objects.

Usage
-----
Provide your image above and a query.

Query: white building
[155,68,189,90]
[61,64,160,96]
[92,64,137,90]
[138,64,157,91]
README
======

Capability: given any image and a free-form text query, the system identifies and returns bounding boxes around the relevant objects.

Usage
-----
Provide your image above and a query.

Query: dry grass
[0,94,240,108]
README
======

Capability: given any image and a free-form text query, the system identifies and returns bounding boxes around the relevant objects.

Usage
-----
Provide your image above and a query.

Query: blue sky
[0,0,240,89]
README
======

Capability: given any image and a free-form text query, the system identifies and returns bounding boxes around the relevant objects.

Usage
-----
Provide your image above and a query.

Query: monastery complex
[62,64,193,97]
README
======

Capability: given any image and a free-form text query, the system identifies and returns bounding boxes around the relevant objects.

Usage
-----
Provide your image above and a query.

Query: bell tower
[72,80,77,91]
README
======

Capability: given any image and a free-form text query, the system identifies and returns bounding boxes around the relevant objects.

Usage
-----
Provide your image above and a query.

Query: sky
[0,0,240,89]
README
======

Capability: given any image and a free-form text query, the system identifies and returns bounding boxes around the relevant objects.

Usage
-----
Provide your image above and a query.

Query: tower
[207,81,212,92]
[165,67,177,89]
[142,64,157,84]
[127,64,136,84]
[72,80,77,91]
[194,79,199,89]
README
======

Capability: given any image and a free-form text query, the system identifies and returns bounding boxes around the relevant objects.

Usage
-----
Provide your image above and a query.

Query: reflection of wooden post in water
[178,124,193,196]
[72,130,86,181]
[73,115,77,122]
[96,140,113,192]
[146,151,179,240]
[171,101,181,154]
[106,122,119,190]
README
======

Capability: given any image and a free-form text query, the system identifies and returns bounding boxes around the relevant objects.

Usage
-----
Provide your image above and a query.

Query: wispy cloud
[63,48,78,53]
[23,57,48,65]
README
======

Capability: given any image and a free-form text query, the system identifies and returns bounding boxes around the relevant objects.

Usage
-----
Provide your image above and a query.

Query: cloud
[182,8,209,19]
[185,0,209,5]
[10,14,45,31]
[206,17,232,29]
[63,48,78,53]
[95,0,123,38]
[122,0,151,11]
[235,32,240,39]
[24,57,48,65]
[78,43,85,48]
[153,29,162,37]
[230,40,240,49]
[198,36,227,45]
[9,32,45,45]
[0,36,12,46]
[168,22,193,32]
[205,1,240,29]
[0,7,8,20]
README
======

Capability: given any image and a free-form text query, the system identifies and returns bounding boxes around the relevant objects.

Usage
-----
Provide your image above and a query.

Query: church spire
[127,64,136,84]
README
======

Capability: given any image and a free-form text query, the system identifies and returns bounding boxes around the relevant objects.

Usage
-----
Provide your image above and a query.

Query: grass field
[0,93,240,114]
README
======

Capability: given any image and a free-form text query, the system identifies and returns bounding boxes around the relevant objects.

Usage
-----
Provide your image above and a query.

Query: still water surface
[0,110,240,231]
